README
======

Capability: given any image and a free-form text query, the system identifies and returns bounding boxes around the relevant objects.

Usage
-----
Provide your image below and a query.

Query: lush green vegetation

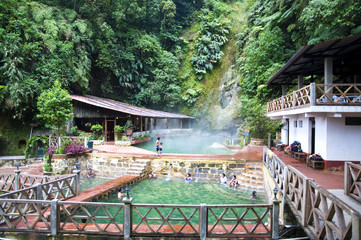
[235,0,361,138]
[1,0,361,149]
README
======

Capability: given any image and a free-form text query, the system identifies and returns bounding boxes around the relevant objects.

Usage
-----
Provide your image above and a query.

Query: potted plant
[114,125,126,140]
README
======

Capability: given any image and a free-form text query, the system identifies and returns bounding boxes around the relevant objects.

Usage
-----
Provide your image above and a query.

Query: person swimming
[250,191,257,200]
[220,173,227,184]
[229,175,239,188]
[117,188,124,200]
[185,173,192,181]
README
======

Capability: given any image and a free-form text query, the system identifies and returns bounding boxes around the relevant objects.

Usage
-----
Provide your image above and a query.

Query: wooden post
[344,162,349,195]
[352,213,361,240]
[140,116,143,132]
[51,199,59,236]
[123,197,133,240]
[301,179,311,226]
[200,204,207,240]
[272,200,281,239]
[268,133,272,149]
[292,91,296,108]
[74,169,81,196]
[282,166,288,212]
[14,169,21,191]
[310,82,316,106]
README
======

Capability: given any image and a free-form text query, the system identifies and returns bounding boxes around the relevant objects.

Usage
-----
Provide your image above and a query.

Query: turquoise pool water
[80,177,113,192]
[72,177,268,225]
[134,135,234,155]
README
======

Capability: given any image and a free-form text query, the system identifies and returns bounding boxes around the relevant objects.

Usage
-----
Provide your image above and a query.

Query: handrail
[267,83,361,113]
[345,162,361,203]
[263,147,361,239]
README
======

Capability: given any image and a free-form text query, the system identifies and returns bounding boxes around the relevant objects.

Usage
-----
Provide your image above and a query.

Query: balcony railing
[267,83,361,113]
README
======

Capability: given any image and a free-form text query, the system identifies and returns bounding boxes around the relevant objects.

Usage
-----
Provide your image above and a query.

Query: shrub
[64,141,86,154]
[90,124,103,140]
[43,162,52,172]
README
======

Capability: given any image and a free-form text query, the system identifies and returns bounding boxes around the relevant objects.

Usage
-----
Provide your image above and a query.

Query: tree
[37,80,73,136]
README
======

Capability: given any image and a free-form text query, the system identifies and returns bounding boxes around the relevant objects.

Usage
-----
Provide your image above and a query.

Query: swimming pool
[105,177,266,205]
[134,135,235,155]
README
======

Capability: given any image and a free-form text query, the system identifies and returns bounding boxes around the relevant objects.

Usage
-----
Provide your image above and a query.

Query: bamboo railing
[345,162,361,203]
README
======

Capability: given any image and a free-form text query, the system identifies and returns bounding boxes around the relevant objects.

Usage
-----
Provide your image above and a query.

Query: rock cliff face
[209,65,242,130]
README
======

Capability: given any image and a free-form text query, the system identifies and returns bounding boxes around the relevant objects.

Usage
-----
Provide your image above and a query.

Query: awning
[70,95,194,119]
[267,34,361,85]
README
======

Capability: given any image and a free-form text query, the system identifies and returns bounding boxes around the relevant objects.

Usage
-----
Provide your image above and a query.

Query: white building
[266,34,361,169]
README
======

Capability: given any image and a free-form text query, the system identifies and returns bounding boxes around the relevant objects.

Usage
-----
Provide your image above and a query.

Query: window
[345,117,361,126]
[294,121,297,128]
[299,120,303,128]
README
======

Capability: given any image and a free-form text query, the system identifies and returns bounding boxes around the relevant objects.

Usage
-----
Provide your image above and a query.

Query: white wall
[286,115,311,153]
[314,116,327,158]
[324,117,361,161]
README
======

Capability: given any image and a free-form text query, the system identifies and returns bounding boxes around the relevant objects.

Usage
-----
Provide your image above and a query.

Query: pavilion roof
[70,95,194,119]
[266,34,361,85]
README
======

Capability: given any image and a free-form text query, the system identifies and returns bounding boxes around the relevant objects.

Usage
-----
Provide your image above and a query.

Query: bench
[307,158,324,170]
[293,152,307,161]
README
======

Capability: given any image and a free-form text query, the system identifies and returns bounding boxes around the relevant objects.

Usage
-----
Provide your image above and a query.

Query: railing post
[51,199,59,236]
[344,162,350,195]
[310,83,316,106]
[282,166,288,211]
[272,199,281,239]
[301,178,311,226]
[292,91,296,108]
[123,197,133,240]
[352,213,361,240]
[74,169,81,196]
[84,136,87,148]
[14,168,21,191]
[36,184,42,200]
[200,204,207,240]
[272,155,276,178]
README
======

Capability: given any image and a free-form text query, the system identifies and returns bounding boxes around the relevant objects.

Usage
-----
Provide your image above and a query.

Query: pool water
[79,177,114,192]
[134,135,234,155]
[106,177,266,205]
[71,177,269,225]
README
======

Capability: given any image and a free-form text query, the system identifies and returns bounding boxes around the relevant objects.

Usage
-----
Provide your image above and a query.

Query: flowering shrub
[45,146,56,156]
[64,141,86,154]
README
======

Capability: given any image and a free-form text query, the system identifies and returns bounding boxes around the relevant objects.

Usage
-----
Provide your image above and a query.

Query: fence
[263,146,361,240]
[49,136,87,150]
[345,162,361,203]
[0,199,275,239]
[267,83,361,113]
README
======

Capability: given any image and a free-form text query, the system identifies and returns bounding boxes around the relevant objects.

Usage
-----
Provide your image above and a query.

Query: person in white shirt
[220,173,228,184]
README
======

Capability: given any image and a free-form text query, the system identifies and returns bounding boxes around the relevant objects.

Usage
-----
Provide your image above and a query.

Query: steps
[126,159,151,176]
[238,162,264,191]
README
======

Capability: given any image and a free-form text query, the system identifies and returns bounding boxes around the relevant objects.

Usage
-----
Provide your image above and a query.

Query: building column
[324,57,333,95]
[298,75,303,89]
[144,118,148,131]
[281,85,287,96]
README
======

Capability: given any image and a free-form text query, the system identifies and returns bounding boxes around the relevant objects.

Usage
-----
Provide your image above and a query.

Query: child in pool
[229,175,239,188]
[149,171,157,179]
[185,173,192,181]
[159,142,163,156]
[220,173,228,184]
[117,188,124,200]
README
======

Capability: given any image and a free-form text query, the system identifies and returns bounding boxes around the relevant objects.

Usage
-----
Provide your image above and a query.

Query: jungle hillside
[1,0,361,154]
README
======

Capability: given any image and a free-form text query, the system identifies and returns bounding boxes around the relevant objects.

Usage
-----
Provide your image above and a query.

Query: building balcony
[267,83,361,117]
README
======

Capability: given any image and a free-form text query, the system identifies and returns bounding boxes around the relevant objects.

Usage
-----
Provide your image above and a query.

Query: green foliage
[239,97,280,139]
[182,88,202,106]
[70,126,81,136]
[37,80,73,136]
[24,135,48,159]
[133,134,151,140]
[191,1,231,79]
[114,125,126,134]
[90,124,103,140]
[43,162,52,172]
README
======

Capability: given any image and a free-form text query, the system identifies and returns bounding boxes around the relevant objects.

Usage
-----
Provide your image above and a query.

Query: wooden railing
[0,174,78,201]
[267,83,361,113]
[345,162,361,203]
[263,146,361,239]
[49,136,87,149]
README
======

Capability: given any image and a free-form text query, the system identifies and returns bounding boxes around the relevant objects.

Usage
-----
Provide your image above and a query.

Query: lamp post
[273,187,278,200]
[125,185,130,199]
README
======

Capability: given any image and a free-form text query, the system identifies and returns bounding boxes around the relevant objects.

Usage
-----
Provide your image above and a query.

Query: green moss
[0,113,31,156]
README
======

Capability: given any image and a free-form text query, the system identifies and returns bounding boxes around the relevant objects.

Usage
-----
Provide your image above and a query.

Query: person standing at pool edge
[220,173,227,184]
[155,137,160,156]
[159,142,163,157]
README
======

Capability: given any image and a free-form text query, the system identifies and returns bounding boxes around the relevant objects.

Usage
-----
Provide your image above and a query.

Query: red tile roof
[70,95,194,119]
